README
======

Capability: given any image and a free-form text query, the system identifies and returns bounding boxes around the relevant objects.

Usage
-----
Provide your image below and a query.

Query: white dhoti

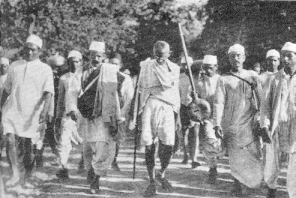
[287,152,296,198]
[264,139,296,197]
[229,140,263,188]
[141,97,175,146]
[264,139,282,189]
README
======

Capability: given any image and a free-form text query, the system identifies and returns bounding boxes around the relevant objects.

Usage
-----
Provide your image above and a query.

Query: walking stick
[133,91,141,179]
[178,23,197,100]
[132,70,142,179]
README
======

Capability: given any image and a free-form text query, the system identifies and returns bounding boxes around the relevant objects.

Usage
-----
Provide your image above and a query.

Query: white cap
[228,44,245,54]
[203,55,217,65]
[266,49,280,59]
[89,41,105,53]
[181,56,193,64]
[47,55,65,67]
[281,42,296,53]
[68,50,82,60]
[26,34,42,48]
[0,57,9,65]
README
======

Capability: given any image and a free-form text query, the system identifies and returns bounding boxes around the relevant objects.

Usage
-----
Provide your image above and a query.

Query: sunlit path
[1,137,289,198]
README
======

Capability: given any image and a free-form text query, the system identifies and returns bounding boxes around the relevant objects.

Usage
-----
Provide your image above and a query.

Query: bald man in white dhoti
[130,41,181,197]
[1,35,54,188]
[213,44,263,196]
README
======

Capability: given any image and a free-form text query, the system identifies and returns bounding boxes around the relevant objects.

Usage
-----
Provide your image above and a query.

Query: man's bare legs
[6,134,20,186]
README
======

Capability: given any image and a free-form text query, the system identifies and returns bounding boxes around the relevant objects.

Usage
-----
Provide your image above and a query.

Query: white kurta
[261,69,296,196]
[213,70,258,147]
[56,72,82,118]
[188,74,220,117]
[2,59,54,139]
[213,69,263,188]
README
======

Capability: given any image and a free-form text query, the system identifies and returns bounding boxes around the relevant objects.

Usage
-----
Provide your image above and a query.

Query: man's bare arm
[39,91,53,123]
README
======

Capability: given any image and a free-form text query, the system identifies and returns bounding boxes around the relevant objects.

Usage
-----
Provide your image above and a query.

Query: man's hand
[190,91,198,101]
[39,110,47,123]
[214,126,223,139]
[47,115,53,123]
[129,121,136,131]
[260,127,271,144]
[175,116,182,133]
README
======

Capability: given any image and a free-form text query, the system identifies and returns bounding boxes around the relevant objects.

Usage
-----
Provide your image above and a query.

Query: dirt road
[1,138,289,198]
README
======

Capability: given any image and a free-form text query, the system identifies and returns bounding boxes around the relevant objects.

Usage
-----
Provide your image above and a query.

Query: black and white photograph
[0,0,296,197]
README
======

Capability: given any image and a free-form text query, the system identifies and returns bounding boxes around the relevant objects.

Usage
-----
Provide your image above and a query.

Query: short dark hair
[153,41,170,56]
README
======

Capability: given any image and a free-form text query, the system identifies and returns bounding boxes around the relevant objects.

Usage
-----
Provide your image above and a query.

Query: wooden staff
[178,23,197,100]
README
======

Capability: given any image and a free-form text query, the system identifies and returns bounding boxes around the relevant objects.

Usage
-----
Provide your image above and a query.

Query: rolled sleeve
[43,69,54,94]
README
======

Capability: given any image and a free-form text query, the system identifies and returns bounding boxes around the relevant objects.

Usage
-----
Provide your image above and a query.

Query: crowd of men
[0,34,295,198]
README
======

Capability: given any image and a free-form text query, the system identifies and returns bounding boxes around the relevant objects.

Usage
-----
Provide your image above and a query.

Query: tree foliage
[2,0,296,74]
[1,0,139,62]
[0,0,208,73]
[198,0,296,72]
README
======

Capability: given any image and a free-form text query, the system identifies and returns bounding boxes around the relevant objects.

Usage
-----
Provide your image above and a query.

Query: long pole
[178,23,196,95]
[132,71,141,179]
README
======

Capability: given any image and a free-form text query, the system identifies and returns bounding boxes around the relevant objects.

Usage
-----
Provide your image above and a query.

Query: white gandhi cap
[281,42,296,53]
[68,50,82,60]
[203,55,217,65]
[181,56,193,64]
[26,34,42,48]
[0,57,9,65]
[266,49,280,59]
[228,44,245,54]
[89,41,105,53]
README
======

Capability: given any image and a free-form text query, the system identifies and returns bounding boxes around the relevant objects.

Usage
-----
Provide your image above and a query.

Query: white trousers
[264,141,296,198]
[83,140,116,176]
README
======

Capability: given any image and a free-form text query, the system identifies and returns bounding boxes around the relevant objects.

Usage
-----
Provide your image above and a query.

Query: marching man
[192,55,223,184]
[261,42,296,198]
[213,44,263,196]
[1,34,54,187]
[80,41,122,194]
[55,50,84,179]
[130,41,181,197]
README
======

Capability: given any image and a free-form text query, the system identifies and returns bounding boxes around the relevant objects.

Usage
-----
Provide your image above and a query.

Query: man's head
[203,55,218,77]
[47,55,66,75]
[0,57,9,75]
[266,49,280,73]
[23,34,42,61]
[281,42,296,75]
[110,53,122,69]
[252,62,261,74]
[68,50,83,73]
[89,41,105,66]
[188,98,211,122]
[180,56,193,73]
[153,41,171,65]
[191,60,204,80]
[228,44,245,71]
